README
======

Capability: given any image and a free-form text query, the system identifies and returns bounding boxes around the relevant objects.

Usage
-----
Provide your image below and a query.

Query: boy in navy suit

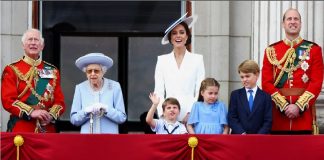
[228,60,272,134]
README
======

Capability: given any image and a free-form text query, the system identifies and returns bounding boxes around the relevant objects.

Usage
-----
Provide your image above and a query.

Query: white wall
[0,1,29,131]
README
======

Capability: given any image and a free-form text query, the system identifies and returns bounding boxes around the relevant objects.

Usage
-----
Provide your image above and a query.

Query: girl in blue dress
[187,78,229,134]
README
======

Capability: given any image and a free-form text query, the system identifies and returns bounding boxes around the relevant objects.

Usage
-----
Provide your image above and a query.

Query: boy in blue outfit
[228,60,272,134]
[146,93,187,134]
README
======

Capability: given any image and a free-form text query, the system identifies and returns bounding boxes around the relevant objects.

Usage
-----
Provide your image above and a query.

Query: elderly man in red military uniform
[262,8,323,134]
[1,28,65,133]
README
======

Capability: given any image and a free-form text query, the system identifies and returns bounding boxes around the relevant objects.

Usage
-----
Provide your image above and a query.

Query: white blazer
[154,50,205,120]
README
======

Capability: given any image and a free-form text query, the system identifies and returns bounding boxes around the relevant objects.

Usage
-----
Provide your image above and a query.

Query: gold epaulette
[271,92,289,112]
[49,105,63,120]
[44,61,58,69]
[12,100,34,117]
[303,40,319,47]
[269,40,282,47]
[295,91,315,111]
[5,59,22,69]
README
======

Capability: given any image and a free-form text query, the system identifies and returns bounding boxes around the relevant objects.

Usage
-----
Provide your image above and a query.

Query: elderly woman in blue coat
[70,53,126,133]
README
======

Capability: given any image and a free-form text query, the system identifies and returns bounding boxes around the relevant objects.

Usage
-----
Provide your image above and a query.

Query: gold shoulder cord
[266,47,295,86]
[9,65,37,99]
[9,65,52,102]
[266,44,313,86]
[266,47,290,66]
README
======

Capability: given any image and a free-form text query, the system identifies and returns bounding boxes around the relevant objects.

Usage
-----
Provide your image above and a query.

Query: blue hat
[75,53,113,71]
[161,12,198,45]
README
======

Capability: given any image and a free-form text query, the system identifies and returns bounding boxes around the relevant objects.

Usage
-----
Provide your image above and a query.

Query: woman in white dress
[154,13,205,124]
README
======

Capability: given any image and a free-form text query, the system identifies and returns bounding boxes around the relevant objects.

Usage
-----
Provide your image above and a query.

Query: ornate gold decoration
[9,64,58,103]
[266,41,313,86]
[271,92,289,112]
[188,136,198,160]
[22,55,41,66]
[13,100,34,117]
[14,135,24,160]
[283,36,303,47]
[295,91,315,111]
[49,105,63,120]
[312,105,319,135]
[266,47,292,67]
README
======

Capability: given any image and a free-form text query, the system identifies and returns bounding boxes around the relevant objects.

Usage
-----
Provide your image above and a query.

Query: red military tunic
[1,55,65,133]
[262,37,323,132]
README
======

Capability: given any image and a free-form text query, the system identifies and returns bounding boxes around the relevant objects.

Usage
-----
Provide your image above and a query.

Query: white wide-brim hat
[75,52,113,71]
[161,12,198,45]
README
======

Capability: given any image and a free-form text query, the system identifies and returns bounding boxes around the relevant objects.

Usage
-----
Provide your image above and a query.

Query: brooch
[302,74,309,83]
[301,61,309,71]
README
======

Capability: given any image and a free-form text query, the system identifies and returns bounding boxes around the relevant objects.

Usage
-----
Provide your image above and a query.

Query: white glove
[92,104,102,115]
[94,103,108,114]
[83,105,94,114]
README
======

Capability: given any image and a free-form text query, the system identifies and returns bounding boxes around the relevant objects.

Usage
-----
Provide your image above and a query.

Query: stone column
[193,1,230,104]
[0,1,28,131]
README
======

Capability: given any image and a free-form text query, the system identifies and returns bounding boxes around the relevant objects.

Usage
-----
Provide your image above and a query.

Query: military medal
[302,74,309,83]
[46,83,54,100]
[301,61,309,83]
[39,69,54,78]
[301,61,309,71]
[298,50,304,59]
[46,83,54,93]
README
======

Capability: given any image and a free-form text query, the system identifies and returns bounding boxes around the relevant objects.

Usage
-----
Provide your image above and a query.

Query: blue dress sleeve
[70,84,88,126]
[187,102,199,125]
[105,82,127,124]
[219,102,228,125]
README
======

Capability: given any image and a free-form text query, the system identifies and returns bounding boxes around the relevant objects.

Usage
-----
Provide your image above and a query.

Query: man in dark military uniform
[1,28,65,133]
[262,8,323,134]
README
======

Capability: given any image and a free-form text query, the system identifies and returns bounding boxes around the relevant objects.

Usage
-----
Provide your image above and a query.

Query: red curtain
[2,133,324,160]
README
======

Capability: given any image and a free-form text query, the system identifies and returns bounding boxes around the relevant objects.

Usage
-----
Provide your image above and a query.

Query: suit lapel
[239,88,251,113]
[250,87,262,116]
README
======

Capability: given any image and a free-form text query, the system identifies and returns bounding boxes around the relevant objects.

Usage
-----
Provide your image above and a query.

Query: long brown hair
[197,78,220,102]
[167,22,192,46]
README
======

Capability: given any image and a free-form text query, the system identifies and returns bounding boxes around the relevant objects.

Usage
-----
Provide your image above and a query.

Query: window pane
[127,37,172,121]
[43,1,181,33]
[60,36,118,120]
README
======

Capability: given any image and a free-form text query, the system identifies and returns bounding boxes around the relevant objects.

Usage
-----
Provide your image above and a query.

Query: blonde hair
[198,78,220,102]
[238,60,260,74]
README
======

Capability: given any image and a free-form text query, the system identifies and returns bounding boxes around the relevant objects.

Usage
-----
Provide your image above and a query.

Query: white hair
[83,64,107,74]
[21,28,44,45]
